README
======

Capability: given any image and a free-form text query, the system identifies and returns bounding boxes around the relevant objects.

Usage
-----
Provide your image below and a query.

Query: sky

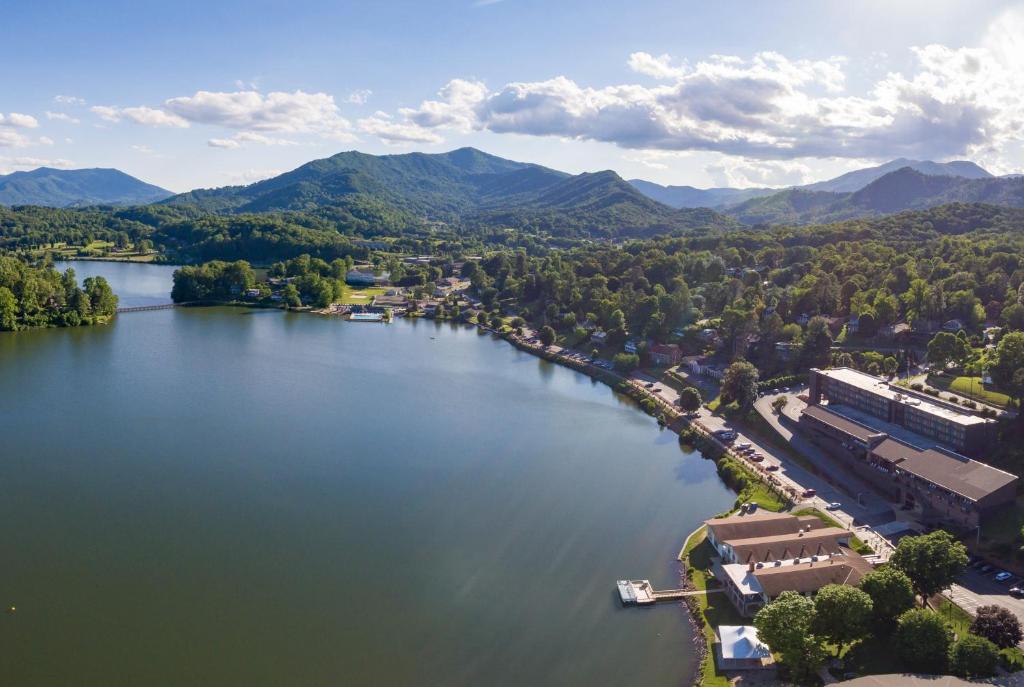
[3,0,1024,192]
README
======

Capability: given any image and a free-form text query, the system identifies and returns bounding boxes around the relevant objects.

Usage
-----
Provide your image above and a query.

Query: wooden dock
[616,579,691,606]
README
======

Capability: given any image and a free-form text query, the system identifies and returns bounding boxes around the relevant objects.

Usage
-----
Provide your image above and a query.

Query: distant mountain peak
[0,167,172,207]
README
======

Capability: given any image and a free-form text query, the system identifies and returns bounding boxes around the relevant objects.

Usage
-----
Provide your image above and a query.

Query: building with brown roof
[704,511,824,556]
[798,402,1017,527]
[719,552,872,617]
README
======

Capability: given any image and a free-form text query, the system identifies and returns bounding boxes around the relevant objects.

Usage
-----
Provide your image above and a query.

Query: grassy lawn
[337,285,390,305]
[680,528,747,687]
[927,374,1012,408]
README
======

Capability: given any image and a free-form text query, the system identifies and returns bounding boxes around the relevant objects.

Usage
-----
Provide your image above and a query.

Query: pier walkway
[616,579,720,606]
[116,303,178,313]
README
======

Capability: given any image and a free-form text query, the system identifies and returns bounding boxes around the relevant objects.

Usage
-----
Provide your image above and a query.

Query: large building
[705,512,870,616]
[808,367,996,456]
[799,402,1017,527]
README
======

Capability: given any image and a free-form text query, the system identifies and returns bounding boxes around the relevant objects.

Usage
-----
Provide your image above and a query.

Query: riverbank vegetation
[0,256,117,330]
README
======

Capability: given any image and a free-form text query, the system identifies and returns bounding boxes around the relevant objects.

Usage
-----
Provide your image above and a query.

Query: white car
[825,502,842,511]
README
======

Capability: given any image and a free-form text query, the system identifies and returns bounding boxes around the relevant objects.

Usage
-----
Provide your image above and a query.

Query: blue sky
[2,0,1023,191]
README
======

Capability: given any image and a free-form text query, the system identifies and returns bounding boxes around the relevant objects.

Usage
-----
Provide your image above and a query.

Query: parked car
[801,488,817,498]
[995,571,1014,583]
[825,502,842,511]
[766,464,779,472]
[1009,586,1024,598]
[750,453,764,462]
[980,564,995,574]
[736,442,752,450]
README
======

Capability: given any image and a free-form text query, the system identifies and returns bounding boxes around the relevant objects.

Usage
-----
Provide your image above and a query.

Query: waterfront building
[799,403,1017,527]
[808,367,996,456]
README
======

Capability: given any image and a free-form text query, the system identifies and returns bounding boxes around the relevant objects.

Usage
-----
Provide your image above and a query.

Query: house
[796,313,811,326]
[244,288,261,298]
[719,553,873,617]
[706,511,870,617]
[698,328,721,345]
[346,270,391,286]
[880,322,911,340]
[624,339,639,354]
[648,343,682,366]
[942,319,965,333]
[591,330,608,345]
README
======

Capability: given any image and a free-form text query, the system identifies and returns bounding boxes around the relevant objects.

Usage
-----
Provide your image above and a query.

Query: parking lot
[951,565,1024,622]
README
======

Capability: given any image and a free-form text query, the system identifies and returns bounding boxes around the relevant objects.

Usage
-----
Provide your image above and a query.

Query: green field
[927,374,1012,408]
[337,285,390,305]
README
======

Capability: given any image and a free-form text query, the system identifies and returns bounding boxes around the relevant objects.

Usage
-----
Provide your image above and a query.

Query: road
[506,343,1024,631]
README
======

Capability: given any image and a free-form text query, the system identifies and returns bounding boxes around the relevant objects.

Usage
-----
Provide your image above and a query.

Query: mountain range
[162,147,737,237]
[5,150,1024,234]
[0,167,172,207]
[627,158,994,210]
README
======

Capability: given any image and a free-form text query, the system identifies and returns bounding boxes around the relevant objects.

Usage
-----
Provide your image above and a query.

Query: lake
[0,261,734,686]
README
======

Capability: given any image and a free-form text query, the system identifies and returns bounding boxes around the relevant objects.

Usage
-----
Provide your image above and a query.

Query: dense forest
[0,257,117,330]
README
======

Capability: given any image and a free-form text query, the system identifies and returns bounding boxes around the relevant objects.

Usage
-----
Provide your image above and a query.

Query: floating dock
[349,312,384,322]
[616,579,690,606]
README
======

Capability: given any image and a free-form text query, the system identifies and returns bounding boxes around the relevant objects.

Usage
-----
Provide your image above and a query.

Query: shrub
[970,605,1023,649]
[949,634,999,679]
[894,609,952,673]
[910,382,924,391]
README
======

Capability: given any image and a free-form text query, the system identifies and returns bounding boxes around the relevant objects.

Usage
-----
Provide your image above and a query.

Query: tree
[801,316,833,368]
[927,331,972,370]
[754,591,826,682]
[83,276,118,317]
[883,355,899,377]
[721,359,759,410]
[539,325,556,347]
[282,283,301,308]
[894,608,952,673]
[811,584,873,651]
[890,530,968,601]
[970,605,1024,649]
[678,387,702,413]
[613,352,639,373]
[0,286,17,331]
[990,331,1024,413]
[859,566,915,628]
[949,634,999,679]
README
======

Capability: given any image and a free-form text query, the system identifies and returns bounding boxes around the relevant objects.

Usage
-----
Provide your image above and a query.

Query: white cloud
[705,157,814,188]
[0,113,39,129]
[208,131,296,149]
[54,95,85,106]
[346,89,372,105]
[223,168,283,185]
[131,144,155,154]
[45,111,80,124]
[628,52,688,80]
[91,105,189,128]
[164,89,353,139]
[358,112,443,144]
[38,136,54,146]
[0,156,74,174]
[365,36,1024,166]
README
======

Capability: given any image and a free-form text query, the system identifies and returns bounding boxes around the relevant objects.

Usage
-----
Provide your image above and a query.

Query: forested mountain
[625,179,774,209]
[164,147,734,238]
[629,158,994,210]
[725,168,1024,225]
[0,168,172,207]
[799,158,991,193]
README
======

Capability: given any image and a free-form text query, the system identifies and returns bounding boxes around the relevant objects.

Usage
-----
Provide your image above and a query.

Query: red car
[766,464,779,472]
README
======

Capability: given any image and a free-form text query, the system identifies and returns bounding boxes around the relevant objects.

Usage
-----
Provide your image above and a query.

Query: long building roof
[813,367,992,427]
[727,527,849,563]
[704,512,824,542]
[752,553,872,598]
[872,437,1018,502]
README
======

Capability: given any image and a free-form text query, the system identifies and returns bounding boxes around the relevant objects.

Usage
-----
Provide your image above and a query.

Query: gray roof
[871,437,1017,502]
[802,404,887,443]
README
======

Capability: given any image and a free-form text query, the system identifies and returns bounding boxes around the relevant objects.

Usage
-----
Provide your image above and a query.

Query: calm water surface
[0,262,734,686]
